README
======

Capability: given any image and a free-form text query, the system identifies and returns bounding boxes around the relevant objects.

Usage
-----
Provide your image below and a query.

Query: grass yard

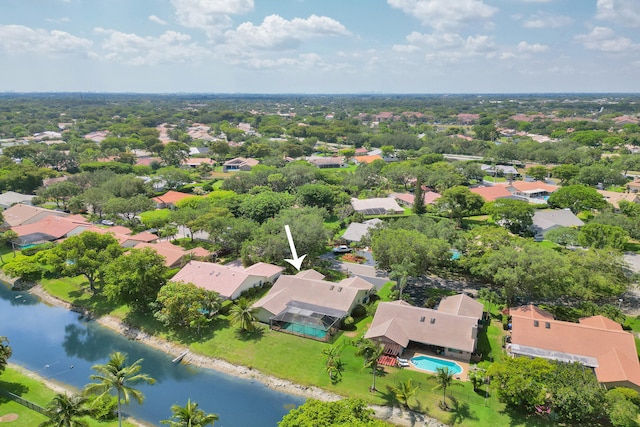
[33,275,554,426]
[0,366,135,427]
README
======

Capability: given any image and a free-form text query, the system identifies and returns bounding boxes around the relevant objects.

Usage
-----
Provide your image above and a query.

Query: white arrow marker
[284,225,306,271]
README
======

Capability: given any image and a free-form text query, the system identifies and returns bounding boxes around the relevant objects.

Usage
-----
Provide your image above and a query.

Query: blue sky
[1,0,639,93]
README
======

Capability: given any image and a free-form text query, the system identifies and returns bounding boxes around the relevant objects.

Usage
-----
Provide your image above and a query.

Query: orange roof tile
[510,306,640,390]
[354,155,383,164]
[152,191,194,205]
[469,186,514,202]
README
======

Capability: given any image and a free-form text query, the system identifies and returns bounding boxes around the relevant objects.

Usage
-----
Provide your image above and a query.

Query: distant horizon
[1,91,639,97]
[1,1,639,93]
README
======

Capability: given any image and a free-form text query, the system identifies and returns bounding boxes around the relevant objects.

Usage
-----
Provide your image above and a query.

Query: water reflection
[0,282,304,426]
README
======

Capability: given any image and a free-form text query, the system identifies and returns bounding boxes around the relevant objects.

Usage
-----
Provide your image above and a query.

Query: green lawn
[0,366,136,427]
[34,276,556,426]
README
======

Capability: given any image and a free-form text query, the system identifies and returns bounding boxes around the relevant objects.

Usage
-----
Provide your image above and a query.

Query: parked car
[100,219,114,226]
[332,245,352,254]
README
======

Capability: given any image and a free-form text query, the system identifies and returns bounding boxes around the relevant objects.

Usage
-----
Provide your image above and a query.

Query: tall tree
[433,367,456,409]
[354,339,384,392]
[84,352,155,427]
[161,399,219,427]
[154,282,220,332]
[578,222,629,250]
[49,232,123,293]
[0,336,11,373]
[482,198,535,236]
[39,393,93,427]
[412,176,426,215]
[547,185,607,214]
[102,248,168,313]
[322,345,345,383]
[229,297,258,333]
[389,258,415,301]
[435,185,484,226]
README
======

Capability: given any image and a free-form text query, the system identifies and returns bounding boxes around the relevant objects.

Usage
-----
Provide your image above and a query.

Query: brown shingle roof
[364,300,479,352]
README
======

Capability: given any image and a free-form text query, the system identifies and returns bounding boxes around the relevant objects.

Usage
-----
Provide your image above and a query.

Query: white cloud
[575,27,640,53]
[46,17,71,24]
[518,41,549,53]
[171,0,254,37]
[224,14,350,50]
[149,15,167,25]
[523,11,573,28]
[95,28,208,65]
[0,25,91,55]
[596,0,640,27]
[387,0,497,30]
[392,31,496,63]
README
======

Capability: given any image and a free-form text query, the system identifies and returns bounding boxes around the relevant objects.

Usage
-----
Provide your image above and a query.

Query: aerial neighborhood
[2,93,640,426]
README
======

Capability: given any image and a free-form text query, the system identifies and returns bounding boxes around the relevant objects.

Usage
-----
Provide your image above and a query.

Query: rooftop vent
[430,318,436,324]
[338,287,342,292]
[330,285,334,290]
[534,320,539,327]
[545,322,550,329]
[420,316,426,322]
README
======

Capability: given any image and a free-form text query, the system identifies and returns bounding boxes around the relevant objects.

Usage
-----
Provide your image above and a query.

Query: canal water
[0,283,304,426]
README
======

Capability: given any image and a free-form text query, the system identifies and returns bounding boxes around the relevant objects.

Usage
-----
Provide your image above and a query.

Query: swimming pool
[410,355,463,375]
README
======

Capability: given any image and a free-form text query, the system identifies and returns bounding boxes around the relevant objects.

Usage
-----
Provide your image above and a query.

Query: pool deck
[399,349,470,381]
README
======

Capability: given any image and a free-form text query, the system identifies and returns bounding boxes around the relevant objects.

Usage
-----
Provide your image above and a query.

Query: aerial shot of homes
[2,93,640,426]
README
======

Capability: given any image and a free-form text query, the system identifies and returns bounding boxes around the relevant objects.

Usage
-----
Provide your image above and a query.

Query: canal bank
[3,274,445,427]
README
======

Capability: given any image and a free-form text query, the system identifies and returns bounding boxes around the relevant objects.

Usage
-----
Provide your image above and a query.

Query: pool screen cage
[270,300,346,342]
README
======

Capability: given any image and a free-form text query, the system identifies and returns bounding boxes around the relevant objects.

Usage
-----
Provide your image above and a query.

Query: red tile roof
[469,185,513,201]
[152,191,194,205]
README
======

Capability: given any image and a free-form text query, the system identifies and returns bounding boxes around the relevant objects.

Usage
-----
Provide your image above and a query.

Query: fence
[0,389,49,417]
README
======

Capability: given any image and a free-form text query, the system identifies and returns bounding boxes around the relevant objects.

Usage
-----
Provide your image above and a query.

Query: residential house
[11,215,91,247]
[183,157,215,169]
[480,164,520,177]
[2,203,68,227]
[341,218,382,243]
[394,191,441,208]
[531,209,584,241]
[351,197,404,215]
[86,226,158,248]
[353,154,383,165]
[507,181,559,204]
[508,305,640,392]
[306,156,346,169]
[222,157,259,172]
[469,186,519,202]
[597,190,640,210]
[170,260,284,301]
[627,178,640,193]
[252,270,374,341]
[152,191,194,209]
[0,191,36,210]
[133,241,209,268]
[364,294,484,362]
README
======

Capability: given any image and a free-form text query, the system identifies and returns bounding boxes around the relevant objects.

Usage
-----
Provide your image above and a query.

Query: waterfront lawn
[0,367,135,427]
[37,275,545,426]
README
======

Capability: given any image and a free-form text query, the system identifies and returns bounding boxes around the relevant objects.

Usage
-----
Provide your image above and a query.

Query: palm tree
[391,378,419,410]
[354,338,384,392]
[39,393,92,427]
[322,345,344,382]
[161,399,219,427]
[84,351,156,427]
[389,257,414,301]
[229,297,258,333]
[433,367,455,409]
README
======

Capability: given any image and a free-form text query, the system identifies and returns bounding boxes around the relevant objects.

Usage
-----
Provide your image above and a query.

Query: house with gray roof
[364,294,484,362]
[351,197,404,215]
[342,218,382,243]
[0,191,36,210]
[531,209,584,241]
[252,270,375,342]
